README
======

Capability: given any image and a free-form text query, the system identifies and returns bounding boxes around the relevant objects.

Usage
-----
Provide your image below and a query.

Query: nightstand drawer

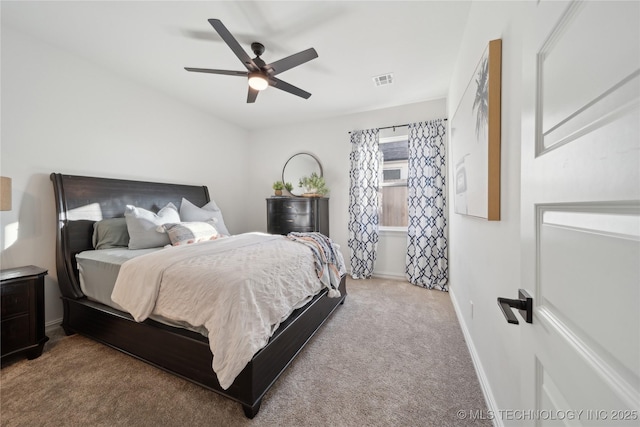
[1,315,31,353]
[1,266,48,363]
[1,282,30,317]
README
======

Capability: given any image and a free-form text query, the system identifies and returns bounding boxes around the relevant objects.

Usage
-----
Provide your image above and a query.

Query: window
[379,134,408,228]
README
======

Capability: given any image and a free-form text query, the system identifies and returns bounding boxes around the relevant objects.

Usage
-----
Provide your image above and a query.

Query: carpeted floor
[0,277,490,426]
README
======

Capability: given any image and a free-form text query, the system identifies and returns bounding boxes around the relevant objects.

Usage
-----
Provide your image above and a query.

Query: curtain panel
[348,129,380,279]
[406,120,448,291]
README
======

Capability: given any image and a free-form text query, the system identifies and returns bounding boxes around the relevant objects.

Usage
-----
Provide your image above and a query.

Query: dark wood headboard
[50,173,210,299]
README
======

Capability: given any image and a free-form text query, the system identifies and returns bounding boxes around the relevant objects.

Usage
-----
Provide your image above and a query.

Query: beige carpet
[1,278,490,426]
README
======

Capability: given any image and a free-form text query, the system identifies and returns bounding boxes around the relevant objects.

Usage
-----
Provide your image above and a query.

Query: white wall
[447,1,524,418]
[0,27,250,326]
[245,98,447,278]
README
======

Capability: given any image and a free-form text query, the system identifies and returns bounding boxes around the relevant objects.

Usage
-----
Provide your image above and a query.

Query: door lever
[497,289,533,325]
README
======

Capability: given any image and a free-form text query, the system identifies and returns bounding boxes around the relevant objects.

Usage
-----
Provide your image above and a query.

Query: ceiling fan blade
[182,29,218,42]
[247,87,259,103]
[208,19,258,72]
[266,48,318,76]
[182,29,278,50]
[184,67,248,77]
[268,77,312,99]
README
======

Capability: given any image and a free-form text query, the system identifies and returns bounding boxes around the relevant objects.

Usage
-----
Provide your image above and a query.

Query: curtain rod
[348,118,447,134]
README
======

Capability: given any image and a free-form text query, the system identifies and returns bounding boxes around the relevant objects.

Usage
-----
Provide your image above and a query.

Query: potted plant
[272,181,284,196]
[298,172,329,197]
[284,182,294,193]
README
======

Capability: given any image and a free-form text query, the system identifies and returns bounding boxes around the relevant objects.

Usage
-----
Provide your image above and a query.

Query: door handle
[497,289,533,325]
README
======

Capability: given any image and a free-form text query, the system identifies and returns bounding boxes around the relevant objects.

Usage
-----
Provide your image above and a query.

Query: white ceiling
[2,1,471,130]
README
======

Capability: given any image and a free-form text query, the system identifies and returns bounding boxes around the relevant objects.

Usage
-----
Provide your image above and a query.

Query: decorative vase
[275,189,283,196]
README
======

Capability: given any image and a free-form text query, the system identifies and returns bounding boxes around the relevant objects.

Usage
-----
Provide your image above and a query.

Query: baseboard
[45,318,63,333]
[371,271,406,281]
[449,287,502,427]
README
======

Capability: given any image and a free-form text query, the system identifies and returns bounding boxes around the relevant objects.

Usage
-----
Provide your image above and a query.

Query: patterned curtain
[406,120,448,291]
[348,129,380,279]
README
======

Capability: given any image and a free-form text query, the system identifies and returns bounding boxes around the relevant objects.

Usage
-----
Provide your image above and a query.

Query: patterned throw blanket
[287,232,346,297]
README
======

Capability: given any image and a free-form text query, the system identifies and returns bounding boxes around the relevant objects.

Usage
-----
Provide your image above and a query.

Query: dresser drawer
[268,219,314,234]
[279,214,312,228]
[1,282,30,317]
[268,200,311,215]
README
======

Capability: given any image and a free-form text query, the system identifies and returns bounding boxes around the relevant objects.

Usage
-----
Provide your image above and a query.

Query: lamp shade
[0,176,12,211]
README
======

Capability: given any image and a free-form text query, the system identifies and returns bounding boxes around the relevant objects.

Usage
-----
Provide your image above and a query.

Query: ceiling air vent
[373,73,394,87]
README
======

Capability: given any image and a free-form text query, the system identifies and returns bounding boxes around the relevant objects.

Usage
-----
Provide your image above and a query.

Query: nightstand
[1,265,49,363]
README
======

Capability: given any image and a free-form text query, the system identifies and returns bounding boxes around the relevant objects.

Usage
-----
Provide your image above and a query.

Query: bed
[50,173,347,418]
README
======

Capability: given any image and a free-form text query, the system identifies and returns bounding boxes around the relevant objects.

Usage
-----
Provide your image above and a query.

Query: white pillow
[157,221,221,246]
[179,198,230,236]
[124,202,180,249]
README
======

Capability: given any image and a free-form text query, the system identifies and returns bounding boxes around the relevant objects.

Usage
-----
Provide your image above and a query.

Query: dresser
[1,266,49,363]
[267,197,329,236]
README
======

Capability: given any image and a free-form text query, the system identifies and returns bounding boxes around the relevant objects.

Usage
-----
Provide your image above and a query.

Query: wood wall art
[451,39,502,220]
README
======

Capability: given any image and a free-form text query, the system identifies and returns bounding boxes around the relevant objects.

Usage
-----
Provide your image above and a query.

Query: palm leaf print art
[472,56,489,141]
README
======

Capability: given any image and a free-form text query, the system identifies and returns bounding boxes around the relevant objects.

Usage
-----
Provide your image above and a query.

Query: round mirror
[282,152,323,196]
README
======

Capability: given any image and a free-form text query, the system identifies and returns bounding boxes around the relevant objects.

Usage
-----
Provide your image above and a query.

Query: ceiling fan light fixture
[248,73,268,91]
[185,19,316,102]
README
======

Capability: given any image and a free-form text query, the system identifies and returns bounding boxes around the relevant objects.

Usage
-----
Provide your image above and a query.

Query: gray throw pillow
[92,218,129,249]
[179,198,230,236]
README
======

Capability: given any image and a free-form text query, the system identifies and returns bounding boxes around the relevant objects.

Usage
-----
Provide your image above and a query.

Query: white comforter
[111,232,324,390]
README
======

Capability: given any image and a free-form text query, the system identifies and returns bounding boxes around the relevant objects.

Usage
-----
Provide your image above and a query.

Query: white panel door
[520,0,640,426]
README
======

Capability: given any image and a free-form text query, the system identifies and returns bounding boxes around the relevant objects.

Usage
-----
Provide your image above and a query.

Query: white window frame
[379,134,409,232]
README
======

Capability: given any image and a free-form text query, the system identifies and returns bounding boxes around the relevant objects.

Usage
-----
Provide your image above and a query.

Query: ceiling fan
[185,19,318,103]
